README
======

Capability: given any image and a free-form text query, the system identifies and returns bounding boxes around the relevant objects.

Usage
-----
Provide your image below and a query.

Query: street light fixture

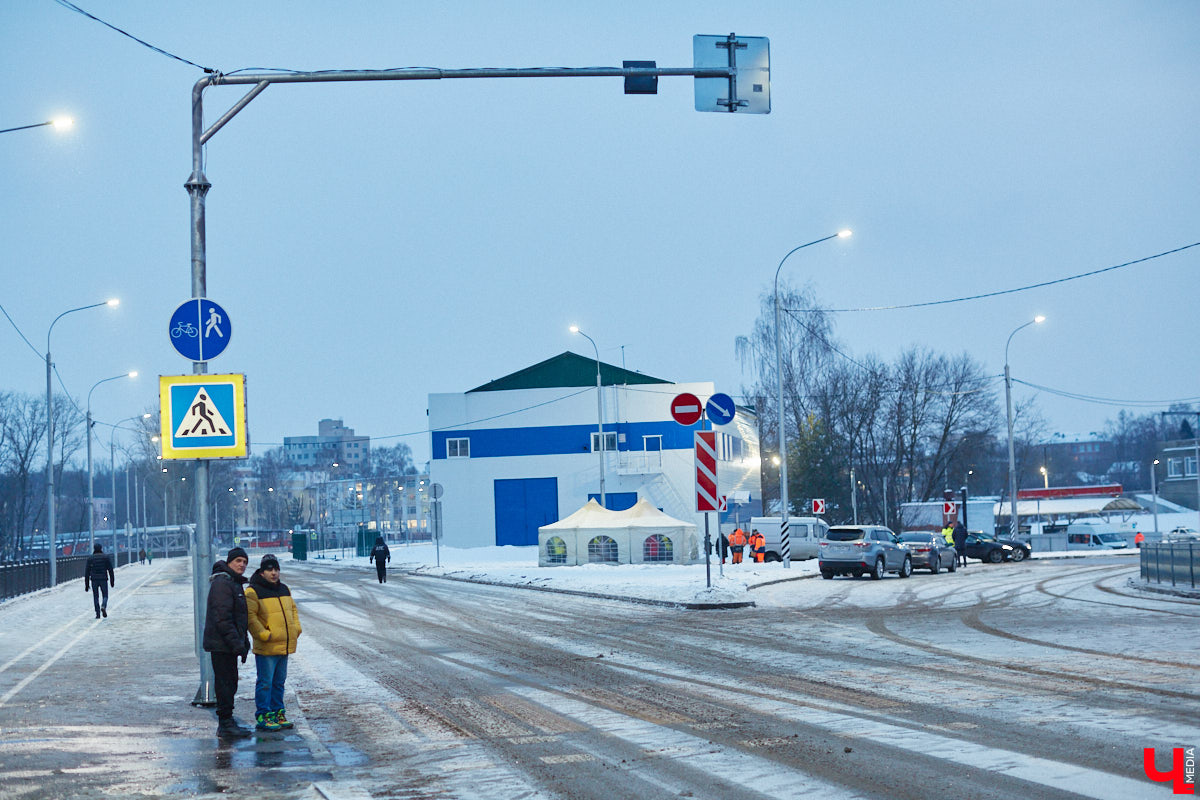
[773,230,851,567]
[45,298,120,586]
[0,116,74,135]
[88,372,138,550]
[1004,315,1045,539]
[569,325,606,507]
[1151,458,1161,537]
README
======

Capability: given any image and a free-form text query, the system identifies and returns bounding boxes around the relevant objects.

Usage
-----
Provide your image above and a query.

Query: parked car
[819,525,913,579]
[898,532,958,573]
[1065,528,1129,550]
[1166,527,1200,543]
[998,536,1031,561]
[964,532,1016,563]
[750,516,830,561]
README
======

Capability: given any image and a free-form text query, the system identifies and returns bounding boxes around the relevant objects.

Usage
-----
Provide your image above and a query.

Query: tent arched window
[545,536,568,565]
[587,535,618,564]
[643,534,673,563]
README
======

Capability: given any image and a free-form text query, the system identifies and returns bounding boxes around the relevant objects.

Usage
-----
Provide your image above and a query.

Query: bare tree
[0,393,48,558]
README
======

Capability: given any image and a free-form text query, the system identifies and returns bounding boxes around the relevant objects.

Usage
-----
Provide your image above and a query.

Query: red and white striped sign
[695,431,718,512]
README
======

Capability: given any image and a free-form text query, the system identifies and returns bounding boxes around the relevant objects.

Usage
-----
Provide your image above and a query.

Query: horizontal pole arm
[205,65,732,88]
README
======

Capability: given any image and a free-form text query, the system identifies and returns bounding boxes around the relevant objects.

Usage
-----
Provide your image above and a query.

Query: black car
[963,532,1017,563]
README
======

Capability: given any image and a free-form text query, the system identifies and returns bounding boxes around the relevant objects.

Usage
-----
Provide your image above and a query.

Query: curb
[1126,577,1200,600]
[402,570,756,610]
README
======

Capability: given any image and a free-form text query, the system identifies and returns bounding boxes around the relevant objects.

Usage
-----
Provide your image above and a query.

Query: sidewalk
[0,558,359,800]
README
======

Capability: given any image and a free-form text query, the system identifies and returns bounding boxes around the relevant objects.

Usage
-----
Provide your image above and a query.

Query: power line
[1012,378,1200,409]
[52,0,216,73]
[0,302,42,360]
[788,241,1200,313]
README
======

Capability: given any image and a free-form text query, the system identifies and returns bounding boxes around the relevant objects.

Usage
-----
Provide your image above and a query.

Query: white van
[747,516,830,561]
[1064,524,1129,550]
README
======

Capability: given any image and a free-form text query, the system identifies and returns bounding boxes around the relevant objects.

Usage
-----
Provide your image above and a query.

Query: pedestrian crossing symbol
[159,374,248,459]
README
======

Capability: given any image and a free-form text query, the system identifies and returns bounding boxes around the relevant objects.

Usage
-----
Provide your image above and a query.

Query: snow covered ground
[288,537,1154,607]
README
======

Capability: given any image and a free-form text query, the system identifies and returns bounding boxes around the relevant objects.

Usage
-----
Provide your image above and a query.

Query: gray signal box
[693,34,771,114]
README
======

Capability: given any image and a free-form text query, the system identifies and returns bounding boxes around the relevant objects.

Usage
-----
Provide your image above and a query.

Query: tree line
[735,284,1187,528]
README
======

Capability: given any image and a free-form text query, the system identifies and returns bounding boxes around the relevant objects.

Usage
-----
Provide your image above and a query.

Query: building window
[545,536,568,565]
[1168,458,1183,478]
[591,431,617,452]
[447,438,470,458]
[643,534,673,563]
[587,535,618,564]
[1188,457,1199,478]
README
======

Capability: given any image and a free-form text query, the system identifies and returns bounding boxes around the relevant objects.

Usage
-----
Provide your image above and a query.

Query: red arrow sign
[671,392,703,426]
[812,498,826,515]
[944,501,958,516]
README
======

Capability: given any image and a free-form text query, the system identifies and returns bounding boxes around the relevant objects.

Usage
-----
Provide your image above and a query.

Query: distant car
[998,536,1031,562]
[898,532,958,574]
[964,532,1015,563]
[1165,527,1200,543]
[819,525,913,580]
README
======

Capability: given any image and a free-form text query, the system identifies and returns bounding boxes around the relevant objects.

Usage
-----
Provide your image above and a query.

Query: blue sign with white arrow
[169,298,231,362]
[706,393,736,425]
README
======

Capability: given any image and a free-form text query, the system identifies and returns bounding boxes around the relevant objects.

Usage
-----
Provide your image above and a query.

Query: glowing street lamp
[773,230,851,566]
[0,116,74,135]
[1004,315,1045,538]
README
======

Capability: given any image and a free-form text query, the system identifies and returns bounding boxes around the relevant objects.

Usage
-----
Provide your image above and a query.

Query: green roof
[469,352,671,393]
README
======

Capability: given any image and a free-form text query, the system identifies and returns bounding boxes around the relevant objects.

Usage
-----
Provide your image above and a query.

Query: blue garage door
[494,478,559,546]
[588,491,638,511]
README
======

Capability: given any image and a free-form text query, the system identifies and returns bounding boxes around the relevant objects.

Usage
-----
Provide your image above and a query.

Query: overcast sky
[2,1,1197,468]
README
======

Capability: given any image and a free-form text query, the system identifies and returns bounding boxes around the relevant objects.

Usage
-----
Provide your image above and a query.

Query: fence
[1140,542,1200,589]
[0,548,188,602]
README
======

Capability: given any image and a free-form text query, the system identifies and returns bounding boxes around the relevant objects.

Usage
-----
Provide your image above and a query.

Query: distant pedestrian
[84,543,114,619]
[138,548,146,565]
[1134,531,1145,549]
[728,528,747,564]
[942,524,955,547]
[750,529,766,563]
[146,548,153,565]
[716,530,729,565]
[369,536,391,583]
[245,554,301,732]
[203,547,252,739]
[952,521,969,567]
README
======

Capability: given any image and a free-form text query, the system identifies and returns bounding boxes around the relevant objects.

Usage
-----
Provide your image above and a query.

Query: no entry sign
[671,393,703,426]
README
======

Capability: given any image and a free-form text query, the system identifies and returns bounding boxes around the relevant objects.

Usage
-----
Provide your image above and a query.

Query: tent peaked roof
[625,498,696,528]
[540,499,615,530]
[469,351,670,393]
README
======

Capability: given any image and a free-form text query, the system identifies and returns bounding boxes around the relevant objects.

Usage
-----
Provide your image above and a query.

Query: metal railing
[0,548,189,601]
[1140,543,1200,589]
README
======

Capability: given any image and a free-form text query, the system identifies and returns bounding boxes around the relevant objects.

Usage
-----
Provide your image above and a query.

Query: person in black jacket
[369,536,390,583]
[84,543,114,619]
[202,547,252,739]
[952,521,969,567]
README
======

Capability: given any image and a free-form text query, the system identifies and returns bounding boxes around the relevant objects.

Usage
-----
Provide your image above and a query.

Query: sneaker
[255,711,282,732]
[274,709,294,729]
[217,717,252,738]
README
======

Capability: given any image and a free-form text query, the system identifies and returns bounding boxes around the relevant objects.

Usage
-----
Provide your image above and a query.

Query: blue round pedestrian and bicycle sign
[706,393,736,425]
[168,298,231,362]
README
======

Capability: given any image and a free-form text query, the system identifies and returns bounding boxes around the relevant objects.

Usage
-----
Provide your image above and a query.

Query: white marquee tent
[538,499,700,566]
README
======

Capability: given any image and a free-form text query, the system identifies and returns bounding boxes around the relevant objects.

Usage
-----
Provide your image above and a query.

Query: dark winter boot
[217,717,252,738]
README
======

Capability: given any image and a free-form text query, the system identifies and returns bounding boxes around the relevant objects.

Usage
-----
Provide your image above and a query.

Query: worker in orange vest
[1134,531,1145,549]
[728,528,747,564]
[750,529,766,563]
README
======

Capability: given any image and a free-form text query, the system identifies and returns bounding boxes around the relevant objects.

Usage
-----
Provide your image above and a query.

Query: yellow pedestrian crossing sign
[159,374,248,459]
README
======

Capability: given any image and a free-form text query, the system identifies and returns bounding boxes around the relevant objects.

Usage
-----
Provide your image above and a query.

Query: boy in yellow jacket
[245,554,302,732]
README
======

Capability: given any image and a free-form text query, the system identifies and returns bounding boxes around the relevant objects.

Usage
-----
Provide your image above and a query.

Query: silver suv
[819,525,913,580]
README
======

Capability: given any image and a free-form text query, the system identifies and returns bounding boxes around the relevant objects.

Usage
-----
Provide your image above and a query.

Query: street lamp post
[1151,459,1160,537]
[1004,315,1045,539]
[88,373,137,551]
[110,414,151,564]
[44,299,119,586]
[569,326,606,508]
[773,231,851,566]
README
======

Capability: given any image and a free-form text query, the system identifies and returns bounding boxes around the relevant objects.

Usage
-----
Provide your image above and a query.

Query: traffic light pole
[185,44,762,705]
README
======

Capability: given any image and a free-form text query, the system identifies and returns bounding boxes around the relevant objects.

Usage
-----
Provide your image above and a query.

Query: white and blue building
[427,352,762,549]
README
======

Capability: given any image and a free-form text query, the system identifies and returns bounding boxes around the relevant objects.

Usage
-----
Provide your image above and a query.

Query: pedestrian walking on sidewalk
[369,536,391,583]
[138,548,146,565]
[203,547,252,739]
[245,554,302,732]
[84,543,114,619]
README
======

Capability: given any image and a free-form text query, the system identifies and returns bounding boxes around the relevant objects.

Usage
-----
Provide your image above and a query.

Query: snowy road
[0,556,1196,799]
